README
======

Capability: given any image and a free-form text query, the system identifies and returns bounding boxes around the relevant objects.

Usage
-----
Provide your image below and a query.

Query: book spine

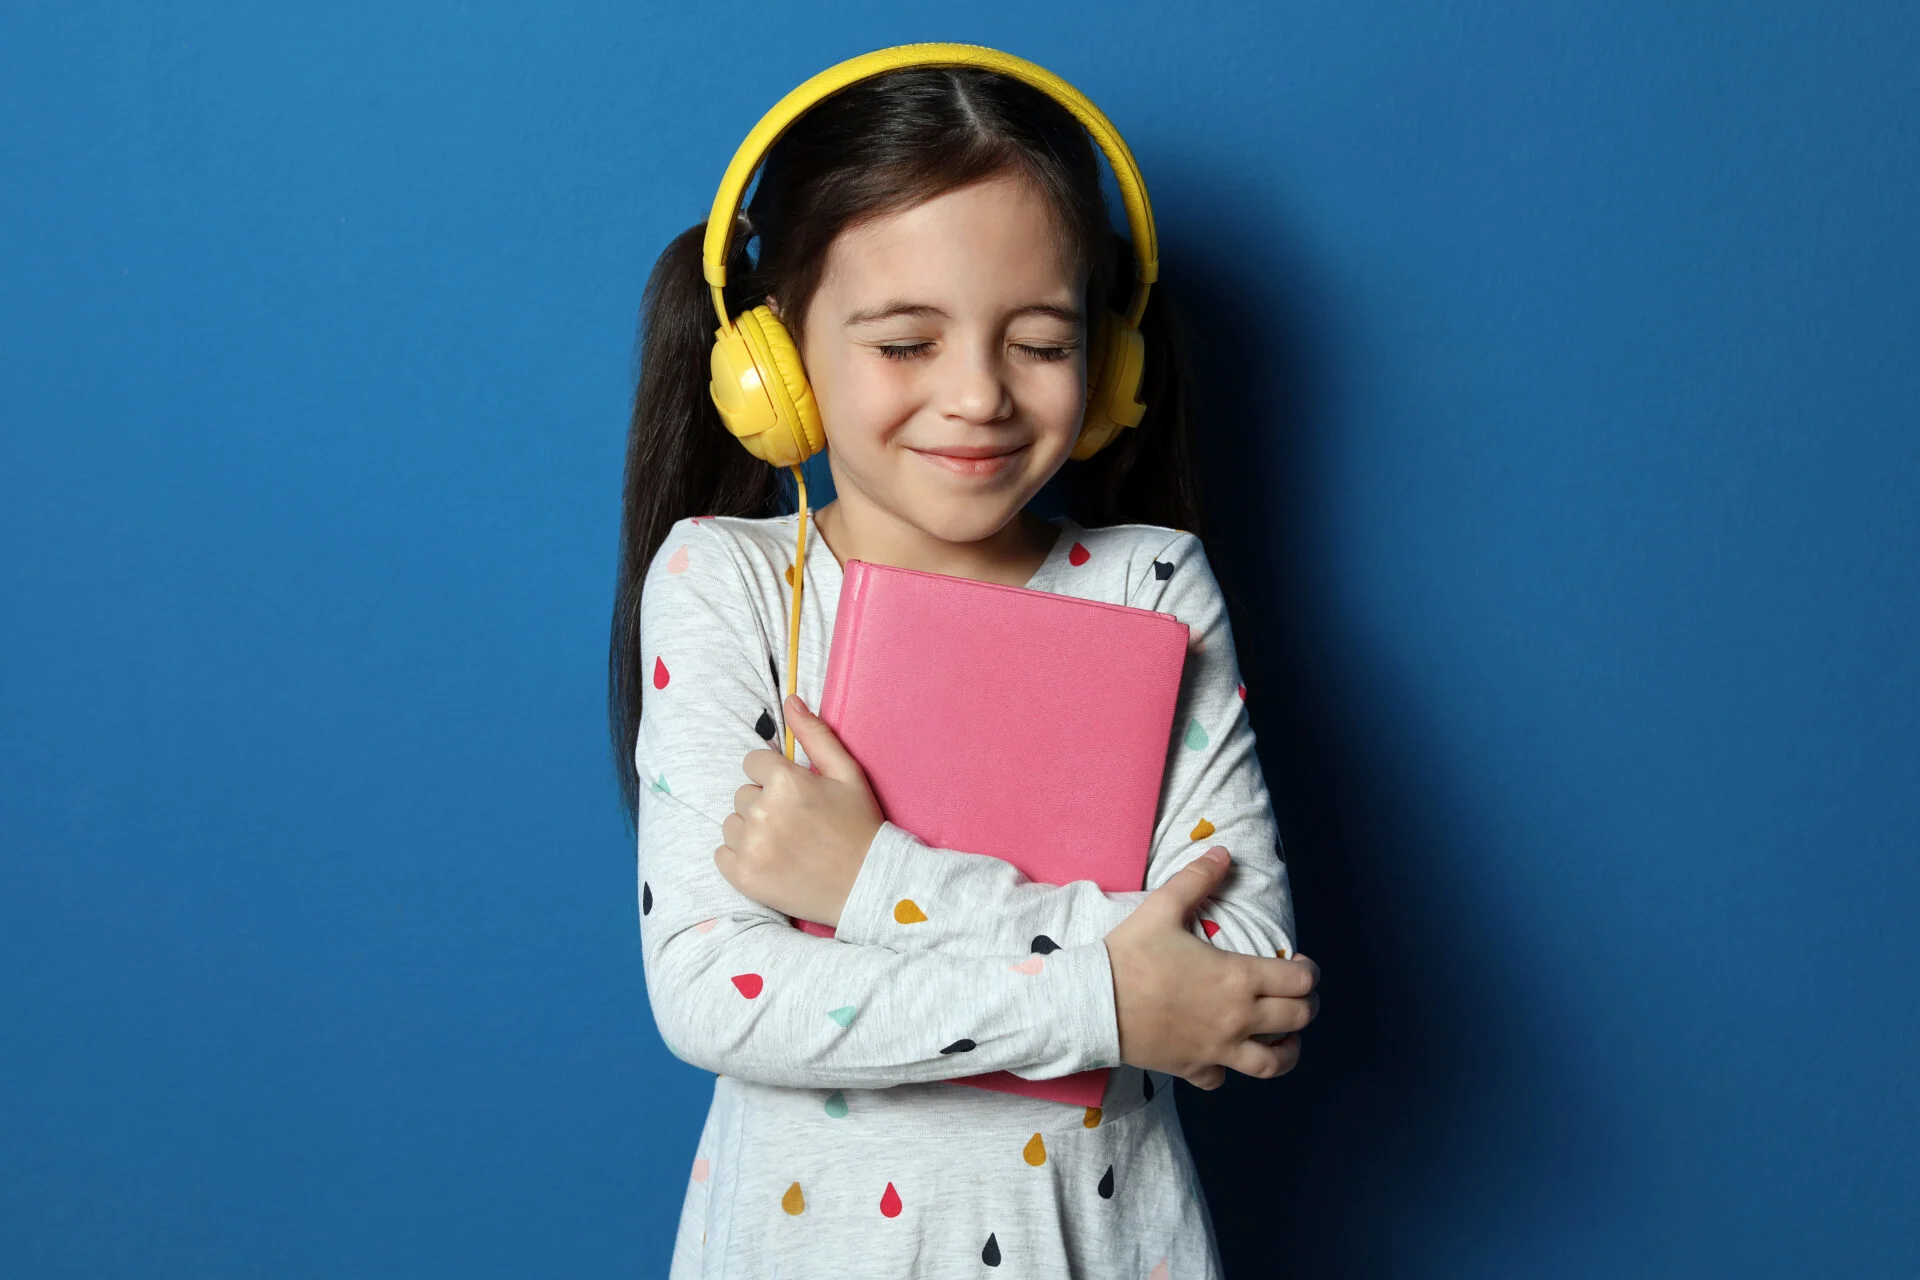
[817,560,868,726]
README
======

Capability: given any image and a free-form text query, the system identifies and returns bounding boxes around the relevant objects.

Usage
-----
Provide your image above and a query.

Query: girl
[610,49,1320,1279]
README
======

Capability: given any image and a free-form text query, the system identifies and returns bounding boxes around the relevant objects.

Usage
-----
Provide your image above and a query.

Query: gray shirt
[636,508,1298,1278]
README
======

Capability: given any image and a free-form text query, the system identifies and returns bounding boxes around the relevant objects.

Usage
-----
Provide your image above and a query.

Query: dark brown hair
[608,66,1209,822]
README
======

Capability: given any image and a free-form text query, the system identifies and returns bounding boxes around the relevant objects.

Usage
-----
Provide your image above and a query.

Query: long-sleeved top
[635,506,1299,1279]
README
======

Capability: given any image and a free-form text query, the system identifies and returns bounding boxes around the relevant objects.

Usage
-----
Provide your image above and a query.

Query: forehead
[815,172,1081,308]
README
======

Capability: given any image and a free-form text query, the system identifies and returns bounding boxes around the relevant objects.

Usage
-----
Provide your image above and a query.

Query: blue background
[3,2,1915,1276]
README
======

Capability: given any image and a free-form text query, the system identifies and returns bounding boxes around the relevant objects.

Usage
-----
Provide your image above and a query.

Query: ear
[765,296,783,322]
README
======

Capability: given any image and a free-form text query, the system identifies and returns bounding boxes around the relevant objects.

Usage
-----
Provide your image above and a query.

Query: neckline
[803,508,1077,603]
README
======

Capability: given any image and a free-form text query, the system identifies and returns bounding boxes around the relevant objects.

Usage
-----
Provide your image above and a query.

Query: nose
[940,337,1014,424]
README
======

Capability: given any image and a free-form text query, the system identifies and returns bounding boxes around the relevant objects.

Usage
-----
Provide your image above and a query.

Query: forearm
[832,820,1151,955]
[834,817,1293,960]
[640,785,1121,1089]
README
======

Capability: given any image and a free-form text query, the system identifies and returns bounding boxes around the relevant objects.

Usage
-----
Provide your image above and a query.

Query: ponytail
[607,221,783,822]
[1058,232,1205,537]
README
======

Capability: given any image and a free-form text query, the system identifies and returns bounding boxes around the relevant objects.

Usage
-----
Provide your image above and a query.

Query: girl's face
[783,171,1087,548]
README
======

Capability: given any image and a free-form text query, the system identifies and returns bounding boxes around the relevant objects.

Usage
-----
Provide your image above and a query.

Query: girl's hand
[1105,847,1321,1089]
[716,694,885,928]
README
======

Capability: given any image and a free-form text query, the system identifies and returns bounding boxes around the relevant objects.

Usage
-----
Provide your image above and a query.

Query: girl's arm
[830,531,1298,964]
[636,518,1121,1090]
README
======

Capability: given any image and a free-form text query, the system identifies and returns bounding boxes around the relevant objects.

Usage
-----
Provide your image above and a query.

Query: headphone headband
[702,42,1158,332]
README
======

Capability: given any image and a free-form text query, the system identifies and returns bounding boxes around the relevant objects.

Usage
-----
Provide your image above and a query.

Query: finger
[782,694,865,784]
[732,780,761,817]
[1249,952,1319,999]
[1187,1064,1226,1091]
[740,747,787,786]
[1142,847,1231,925]
[1222,1034,1301,1081]
[1248,992,1317,1038]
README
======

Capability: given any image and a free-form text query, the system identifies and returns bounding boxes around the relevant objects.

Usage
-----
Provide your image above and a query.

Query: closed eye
[875,343,1077,362]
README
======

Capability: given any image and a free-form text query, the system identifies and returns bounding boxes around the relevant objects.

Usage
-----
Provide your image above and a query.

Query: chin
[903,486,1029,542]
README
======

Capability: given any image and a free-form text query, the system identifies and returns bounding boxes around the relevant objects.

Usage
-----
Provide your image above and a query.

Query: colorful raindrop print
[823,1089,848,1119]
[1190,817,1215,840]
[1153,558,1174,580]
[1008,954,1045,975]
[981,1232,1002,1266]
[1021,1133,1047,1166]
[1184,719,1209,750]
[827,1005,857,1028]
[940,1038,977,1055]
[1097,1164,1115,1198]
[652,656,670,689]
[782,1181,805,1215]
[755,710,776,741]
[879,1181,903,1218]
[1031,934,1060,955]
[666,545,689,574]
[1083,1106,1102,1128]
[1068,541,1090,566]
[642,882,652,915]
[730,973,764,999]
[892,899,927,924]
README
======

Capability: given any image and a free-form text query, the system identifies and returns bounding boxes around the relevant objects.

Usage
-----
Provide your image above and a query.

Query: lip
[909,442,1028,477]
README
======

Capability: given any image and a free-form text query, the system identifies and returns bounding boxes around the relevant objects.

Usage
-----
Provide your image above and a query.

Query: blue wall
[3,2,1914,1275]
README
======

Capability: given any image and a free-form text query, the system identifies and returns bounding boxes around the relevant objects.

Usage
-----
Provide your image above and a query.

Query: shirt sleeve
[831,530,1299,964]
[634,517,1123,1089]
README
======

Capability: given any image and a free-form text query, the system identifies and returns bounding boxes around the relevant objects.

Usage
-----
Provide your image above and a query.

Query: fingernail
[1204,846,1229,865]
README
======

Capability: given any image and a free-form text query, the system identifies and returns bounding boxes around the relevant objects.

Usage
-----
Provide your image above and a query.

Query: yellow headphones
[702,42,1160,760]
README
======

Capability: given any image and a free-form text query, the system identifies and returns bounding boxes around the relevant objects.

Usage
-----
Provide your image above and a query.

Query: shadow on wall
[1155,160,1612,1276]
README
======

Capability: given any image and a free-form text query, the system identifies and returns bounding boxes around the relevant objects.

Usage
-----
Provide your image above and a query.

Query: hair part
[609,67,1209,824]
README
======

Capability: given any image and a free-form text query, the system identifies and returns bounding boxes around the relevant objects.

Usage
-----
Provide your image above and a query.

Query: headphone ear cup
[1072,309,1148,460]
[707,306,826,468]
[737,305,826,465]
[709,323,781,457]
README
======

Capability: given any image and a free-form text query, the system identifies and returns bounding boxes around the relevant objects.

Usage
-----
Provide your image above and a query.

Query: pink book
[793,557,1190,1108]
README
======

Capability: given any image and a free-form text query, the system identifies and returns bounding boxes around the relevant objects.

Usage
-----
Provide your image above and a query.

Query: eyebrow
[842,300,1083,327]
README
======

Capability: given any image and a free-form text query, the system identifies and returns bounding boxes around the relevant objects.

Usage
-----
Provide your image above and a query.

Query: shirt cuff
[834,819,927,946]
[1015,935,1124,1079]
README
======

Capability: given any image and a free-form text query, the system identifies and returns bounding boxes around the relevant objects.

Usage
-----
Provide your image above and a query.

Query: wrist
[832,819,915,944]
[822,817,884,928]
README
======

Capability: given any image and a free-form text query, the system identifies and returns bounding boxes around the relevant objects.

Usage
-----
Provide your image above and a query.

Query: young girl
[610,46,1320,1279]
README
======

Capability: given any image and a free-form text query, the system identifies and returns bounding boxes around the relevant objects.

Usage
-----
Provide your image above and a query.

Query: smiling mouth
[909,443,1029,476]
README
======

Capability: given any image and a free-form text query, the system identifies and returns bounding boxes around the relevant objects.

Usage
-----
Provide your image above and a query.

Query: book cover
[798,557,1189,1107]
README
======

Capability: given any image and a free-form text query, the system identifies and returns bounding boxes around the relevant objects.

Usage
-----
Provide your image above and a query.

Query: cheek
[1030,359,1087,430]
[811,350,917,437]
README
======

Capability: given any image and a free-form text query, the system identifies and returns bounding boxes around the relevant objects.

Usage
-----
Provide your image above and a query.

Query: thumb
[1144,846,1230,924]
[784,694,867,784]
